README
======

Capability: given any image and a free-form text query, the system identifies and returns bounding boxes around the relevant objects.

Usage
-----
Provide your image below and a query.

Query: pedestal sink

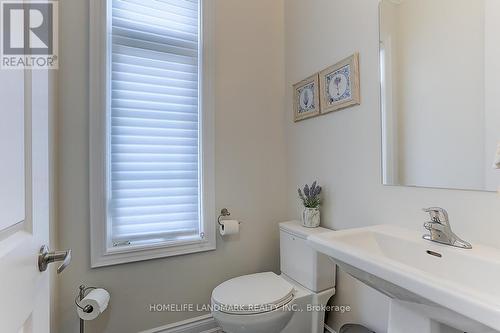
[307,225,500,333]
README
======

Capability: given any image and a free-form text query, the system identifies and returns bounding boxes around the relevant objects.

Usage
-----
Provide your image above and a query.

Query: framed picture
[319,53,360,114]
[293,74,320,122]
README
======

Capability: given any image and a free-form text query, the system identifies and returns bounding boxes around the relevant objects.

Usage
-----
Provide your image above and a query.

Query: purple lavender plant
[334,76,342,96]
[298,181,322,208]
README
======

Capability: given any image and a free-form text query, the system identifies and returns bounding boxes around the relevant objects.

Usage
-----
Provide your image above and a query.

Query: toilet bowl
[211,221,336,333]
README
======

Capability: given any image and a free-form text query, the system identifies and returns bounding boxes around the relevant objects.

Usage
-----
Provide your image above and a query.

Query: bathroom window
[89,0,215,267]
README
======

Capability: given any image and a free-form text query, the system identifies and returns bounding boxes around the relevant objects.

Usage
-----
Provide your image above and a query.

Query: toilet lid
[212,272,295,314]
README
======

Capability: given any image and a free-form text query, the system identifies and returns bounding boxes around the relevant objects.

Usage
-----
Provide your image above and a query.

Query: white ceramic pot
[302,207,320,228]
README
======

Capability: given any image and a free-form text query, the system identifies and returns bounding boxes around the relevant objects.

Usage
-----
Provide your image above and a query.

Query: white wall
[284,0,500,332]
[56,0,286,332]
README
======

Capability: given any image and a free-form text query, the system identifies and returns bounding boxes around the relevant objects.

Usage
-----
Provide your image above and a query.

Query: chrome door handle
[38,245,72,274]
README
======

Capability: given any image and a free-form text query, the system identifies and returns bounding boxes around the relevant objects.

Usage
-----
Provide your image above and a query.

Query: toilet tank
[279,221,335,292]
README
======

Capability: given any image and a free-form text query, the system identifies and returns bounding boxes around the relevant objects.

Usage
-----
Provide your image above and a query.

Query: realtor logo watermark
[1,0,58,69]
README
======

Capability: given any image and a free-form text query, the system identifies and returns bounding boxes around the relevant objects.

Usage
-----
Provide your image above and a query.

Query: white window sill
[91,240,216,268]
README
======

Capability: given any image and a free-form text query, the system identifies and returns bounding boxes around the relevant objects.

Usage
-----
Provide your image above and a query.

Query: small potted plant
[298,181,322,228]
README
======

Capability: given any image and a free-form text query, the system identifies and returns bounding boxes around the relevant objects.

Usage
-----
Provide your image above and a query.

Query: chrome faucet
[422,207,472,249]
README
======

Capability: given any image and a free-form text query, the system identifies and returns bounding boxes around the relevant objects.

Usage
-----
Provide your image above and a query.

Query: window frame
[89,0,216,268]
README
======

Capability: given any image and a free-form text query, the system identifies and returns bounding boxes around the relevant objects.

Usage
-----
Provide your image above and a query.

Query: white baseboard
[139,313,334,333]
[139,314,221,333]
[325,323,338,333]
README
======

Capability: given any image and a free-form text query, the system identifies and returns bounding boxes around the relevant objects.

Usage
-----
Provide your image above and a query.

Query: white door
[0,65,58,332]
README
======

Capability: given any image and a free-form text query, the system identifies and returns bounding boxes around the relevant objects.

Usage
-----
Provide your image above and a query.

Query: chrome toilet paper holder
[75,285,97,333]
[218,208,242,226]
[218,208,231,226]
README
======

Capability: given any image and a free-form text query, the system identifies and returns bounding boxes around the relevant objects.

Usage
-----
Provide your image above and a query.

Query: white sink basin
[308,225,500,333]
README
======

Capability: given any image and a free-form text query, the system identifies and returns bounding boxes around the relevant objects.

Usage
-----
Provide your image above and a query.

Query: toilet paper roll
[219,220,240,236]
[77,288,110,321]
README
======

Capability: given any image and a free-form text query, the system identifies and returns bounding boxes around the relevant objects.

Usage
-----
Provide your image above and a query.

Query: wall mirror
[379,0,500,192]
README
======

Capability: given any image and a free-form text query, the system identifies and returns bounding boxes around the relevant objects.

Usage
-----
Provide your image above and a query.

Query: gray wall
[56,0,286,332]
[57,1,500,332]
[284,0,500,332]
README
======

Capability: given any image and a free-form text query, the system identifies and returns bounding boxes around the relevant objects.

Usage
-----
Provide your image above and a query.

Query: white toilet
[211,221,336,333]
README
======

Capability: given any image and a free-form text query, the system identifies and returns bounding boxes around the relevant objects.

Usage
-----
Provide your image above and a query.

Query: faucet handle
[424,221,446,232]
[422,207,449,224]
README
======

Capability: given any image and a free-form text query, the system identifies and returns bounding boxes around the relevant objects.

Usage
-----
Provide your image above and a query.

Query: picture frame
[319,53,360,114]
[293,74,320,122]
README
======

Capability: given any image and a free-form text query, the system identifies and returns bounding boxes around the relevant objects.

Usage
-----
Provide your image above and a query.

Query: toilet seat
[212,272,295,315]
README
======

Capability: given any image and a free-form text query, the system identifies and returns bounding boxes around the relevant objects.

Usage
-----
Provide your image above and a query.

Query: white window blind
[109,0,201,247]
